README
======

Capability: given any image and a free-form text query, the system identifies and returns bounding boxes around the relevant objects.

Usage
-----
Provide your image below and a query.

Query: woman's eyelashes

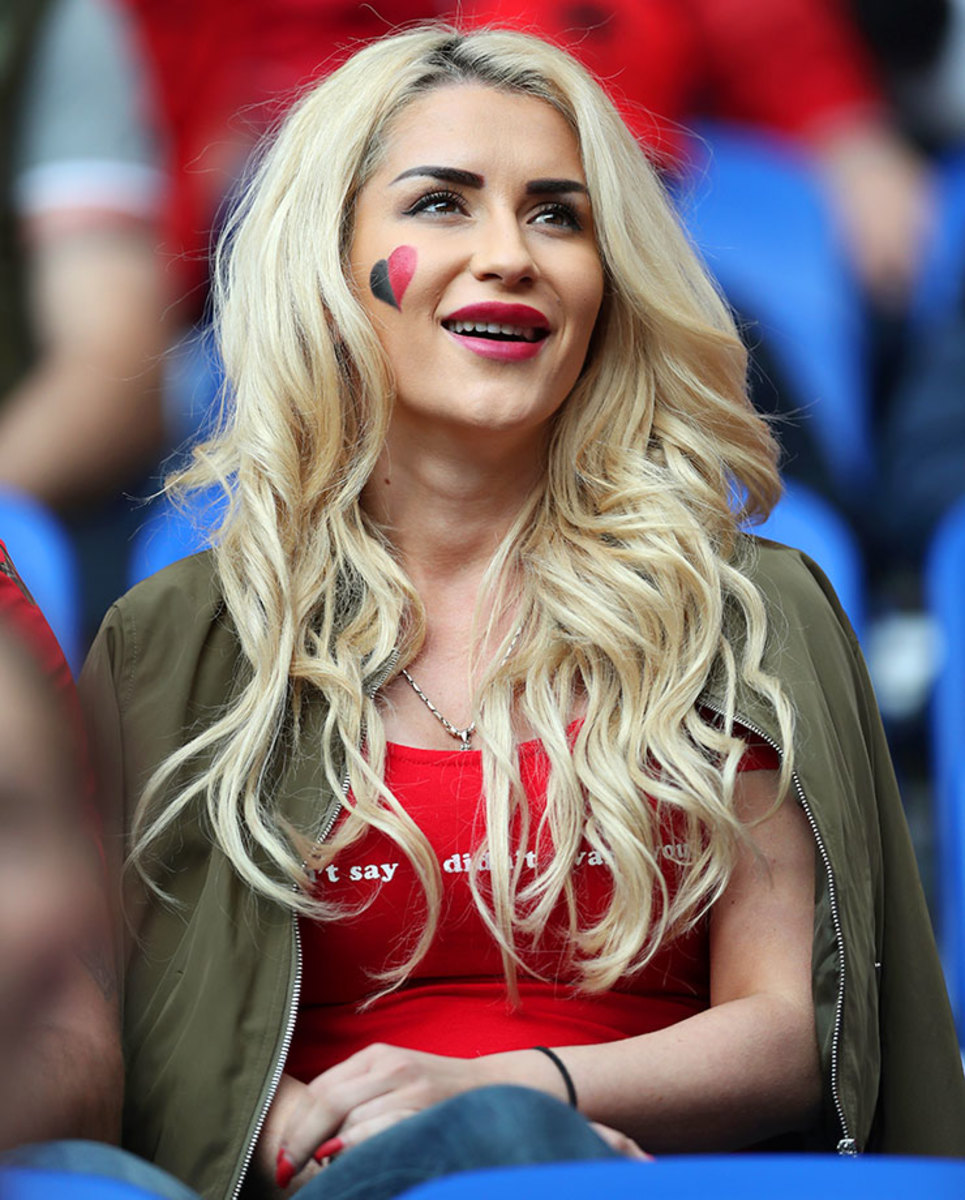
[402,189,465,217]
[401,190,584,231]
[530,201,583,231]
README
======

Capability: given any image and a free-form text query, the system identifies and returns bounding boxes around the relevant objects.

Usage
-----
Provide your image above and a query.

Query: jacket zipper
[230,649,400,1199]
[230,910,304,1199]
[704,703,857,1154]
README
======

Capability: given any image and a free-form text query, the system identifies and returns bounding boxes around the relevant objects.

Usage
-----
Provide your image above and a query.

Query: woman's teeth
[445,320,544,342]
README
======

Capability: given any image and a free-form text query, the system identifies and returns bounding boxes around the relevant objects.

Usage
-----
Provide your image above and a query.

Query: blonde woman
[81,23,965,1200]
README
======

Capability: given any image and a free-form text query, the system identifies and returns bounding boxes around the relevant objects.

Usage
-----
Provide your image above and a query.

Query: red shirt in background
[0,542,97,842]
[471,0,883,162]
[120,1,452,309]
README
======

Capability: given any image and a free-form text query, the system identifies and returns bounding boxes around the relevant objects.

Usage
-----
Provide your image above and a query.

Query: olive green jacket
[80,540,965,1200]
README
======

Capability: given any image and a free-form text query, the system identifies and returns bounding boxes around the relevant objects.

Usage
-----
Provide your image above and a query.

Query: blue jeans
[1,1086,622,1199]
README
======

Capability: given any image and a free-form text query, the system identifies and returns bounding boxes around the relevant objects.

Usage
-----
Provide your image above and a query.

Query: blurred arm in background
[692,0,936,310]
[0,545,121,1148]
[0,0,168,510]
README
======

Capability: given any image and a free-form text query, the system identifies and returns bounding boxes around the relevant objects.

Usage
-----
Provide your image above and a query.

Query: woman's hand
[272,1044,500,1186]
[264,1047,653,1189]
[254,1074,323,1196]
[589,1121,653,1161]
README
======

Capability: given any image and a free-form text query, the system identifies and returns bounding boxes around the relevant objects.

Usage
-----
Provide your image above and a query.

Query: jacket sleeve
[786,548,965,1155]
[78,606,138,964]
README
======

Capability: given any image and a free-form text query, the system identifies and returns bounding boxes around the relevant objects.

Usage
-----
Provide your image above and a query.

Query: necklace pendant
[458,730,473,750]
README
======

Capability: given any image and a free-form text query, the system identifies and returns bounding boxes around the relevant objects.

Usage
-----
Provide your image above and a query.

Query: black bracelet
[533,1045,578,1109]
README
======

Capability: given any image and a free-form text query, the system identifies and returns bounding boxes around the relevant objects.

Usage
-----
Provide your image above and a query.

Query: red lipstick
[443,302,550,328]
[442,302,550,362]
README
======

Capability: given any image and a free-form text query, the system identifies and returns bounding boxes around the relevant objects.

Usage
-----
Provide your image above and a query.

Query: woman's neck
[362,420,546,588]
[361,420,544,749]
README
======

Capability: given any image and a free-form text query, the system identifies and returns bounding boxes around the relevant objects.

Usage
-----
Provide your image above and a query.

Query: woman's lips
[442,301,550,361]
[445,328,546,360]
[444,302,550,328]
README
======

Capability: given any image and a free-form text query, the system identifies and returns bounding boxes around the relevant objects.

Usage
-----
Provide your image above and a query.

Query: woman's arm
[271,768,819,1179]
[551,767,820,1149]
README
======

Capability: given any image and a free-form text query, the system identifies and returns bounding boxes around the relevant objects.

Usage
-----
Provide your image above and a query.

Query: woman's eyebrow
[388,168,588,197]
[391,166,484,188]
[526,178,588,195]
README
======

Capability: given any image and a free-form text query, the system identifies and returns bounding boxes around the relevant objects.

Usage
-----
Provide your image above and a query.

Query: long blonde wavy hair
[132,24,794,996]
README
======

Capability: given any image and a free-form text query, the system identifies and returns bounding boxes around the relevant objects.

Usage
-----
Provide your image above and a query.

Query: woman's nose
[469,214,539,286]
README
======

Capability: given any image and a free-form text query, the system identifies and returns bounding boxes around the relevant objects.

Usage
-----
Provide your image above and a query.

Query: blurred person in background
[847,0,965,575]
[0,0,168,632]
[0,543,121,1153]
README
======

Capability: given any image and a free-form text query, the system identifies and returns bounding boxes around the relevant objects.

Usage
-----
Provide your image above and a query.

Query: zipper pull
[836,1137,858,1155]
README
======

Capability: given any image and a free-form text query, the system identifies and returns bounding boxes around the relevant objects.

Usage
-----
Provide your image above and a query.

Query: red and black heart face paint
[368,245,416,310]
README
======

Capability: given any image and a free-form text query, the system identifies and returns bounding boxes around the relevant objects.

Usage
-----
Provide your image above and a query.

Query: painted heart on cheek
[369,245,417,310]
[387,245,416,303]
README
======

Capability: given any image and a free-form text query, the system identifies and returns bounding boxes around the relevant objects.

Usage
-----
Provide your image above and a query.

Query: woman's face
[348,83,604,443]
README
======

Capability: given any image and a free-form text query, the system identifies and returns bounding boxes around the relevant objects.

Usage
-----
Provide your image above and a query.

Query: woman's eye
[403,190,466,217]
[531,202,583,231]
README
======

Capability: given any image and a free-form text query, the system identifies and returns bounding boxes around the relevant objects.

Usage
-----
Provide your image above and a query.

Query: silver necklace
[400,627,522,750]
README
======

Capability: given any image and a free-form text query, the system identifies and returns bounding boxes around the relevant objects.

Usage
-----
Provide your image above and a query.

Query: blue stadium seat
[680,122,873,499]
[0,1167,162,1200]
[0,488,82,672]
[404,1154,965,1200]
[163,323,224,448]
[925,497,965,1038]
[750,481,865,643]
[126,485,228,589]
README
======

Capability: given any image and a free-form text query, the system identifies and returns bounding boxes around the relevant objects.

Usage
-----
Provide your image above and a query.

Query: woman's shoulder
[116,548,225,627]
[77,552,242,845]
[740,533,853,633]
[83,550,236,716]
[708,533,868,737]
[736,533,862,668]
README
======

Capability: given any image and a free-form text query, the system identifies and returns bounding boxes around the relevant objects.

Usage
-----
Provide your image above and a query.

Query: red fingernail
[312,1136,345,1163]
[276,1148,295,1189]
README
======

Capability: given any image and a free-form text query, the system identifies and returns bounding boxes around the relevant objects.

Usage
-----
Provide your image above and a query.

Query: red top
[286,725,778,1081]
